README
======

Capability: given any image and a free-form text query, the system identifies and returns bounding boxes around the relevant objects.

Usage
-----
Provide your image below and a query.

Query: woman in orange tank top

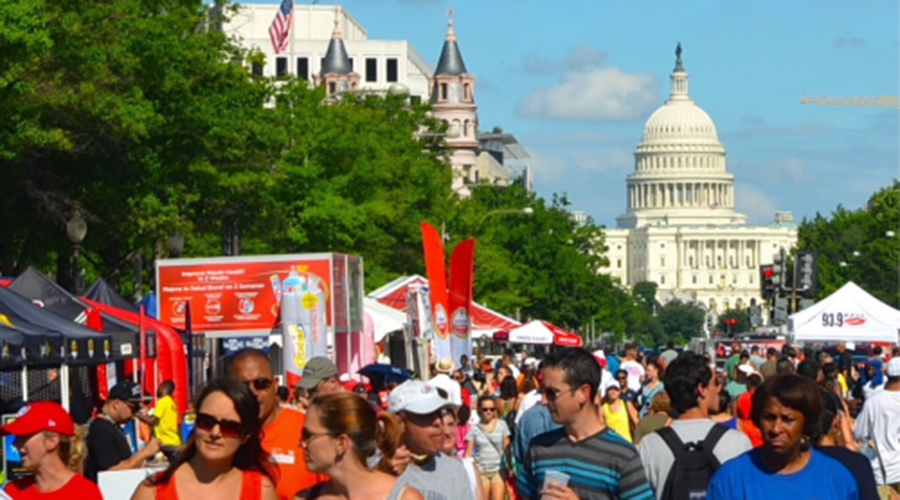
[131,379,277,500]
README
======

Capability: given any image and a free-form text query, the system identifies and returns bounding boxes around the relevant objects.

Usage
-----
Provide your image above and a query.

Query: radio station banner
[156,256,332,335]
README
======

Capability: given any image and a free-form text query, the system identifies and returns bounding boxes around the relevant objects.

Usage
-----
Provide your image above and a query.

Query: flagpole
[289,0,296,77]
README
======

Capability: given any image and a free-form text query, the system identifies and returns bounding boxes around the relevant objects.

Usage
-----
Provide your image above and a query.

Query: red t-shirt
[262,407,327,500]
[736,390,763,447]
[4,473,102,500]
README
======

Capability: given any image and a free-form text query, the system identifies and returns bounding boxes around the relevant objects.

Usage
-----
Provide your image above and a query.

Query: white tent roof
[364,297,406,343]
[789,281,900,344]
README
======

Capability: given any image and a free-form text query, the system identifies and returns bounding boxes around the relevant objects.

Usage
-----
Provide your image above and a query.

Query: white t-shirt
[854,389,900,483]
[620,359,646,392]
[515,389,542,425]
[599,369,618,398]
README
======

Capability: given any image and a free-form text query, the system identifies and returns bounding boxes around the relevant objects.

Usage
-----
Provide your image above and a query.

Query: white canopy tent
[364,297,407,343]
[789,281,900,344]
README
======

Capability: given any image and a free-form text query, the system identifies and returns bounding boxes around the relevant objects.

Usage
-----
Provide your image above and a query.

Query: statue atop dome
[674,42,684,72]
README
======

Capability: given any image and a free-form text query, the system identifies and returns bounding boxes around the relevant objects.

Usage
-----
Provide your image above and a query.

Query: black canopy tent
[84,278,139,313]
[9,267,139,360]
[0,285,111,365]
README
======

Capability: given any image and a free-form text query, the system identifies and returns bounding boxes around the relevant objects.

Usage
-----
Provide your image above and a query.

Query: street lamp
[168,232,185,258]
[475,207,533,233]
[66,210,87,295]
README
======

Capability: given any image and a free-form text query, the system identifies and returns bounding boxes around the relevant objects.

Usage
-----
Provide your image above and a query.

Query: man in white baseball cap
[389,380,474,500]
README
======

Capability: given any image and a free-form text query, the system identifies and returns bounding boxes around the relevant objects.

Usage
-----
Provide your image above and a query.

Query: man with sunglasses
[84,380,161,483]
[228,349,324,500]
[390,380,475,500]
[517,348,653,500]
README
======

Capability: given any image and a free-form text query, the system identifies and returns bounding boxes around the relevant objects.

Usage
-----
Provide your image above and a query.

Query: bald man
[228,349,325,499]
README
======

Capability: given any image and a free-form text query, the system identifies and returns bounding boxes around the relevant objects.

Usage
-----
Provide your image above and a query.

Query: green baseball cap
[297,356,338,390]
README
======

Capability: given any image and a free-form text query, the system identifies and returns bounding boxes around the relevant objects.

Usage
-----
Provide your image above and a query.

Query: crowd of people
[1,340,898,500]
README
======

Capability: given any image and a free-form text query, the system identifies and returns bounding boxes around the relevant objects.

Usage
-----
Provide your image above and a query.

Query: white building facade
[222,4,515,190]
[602,46,797,317]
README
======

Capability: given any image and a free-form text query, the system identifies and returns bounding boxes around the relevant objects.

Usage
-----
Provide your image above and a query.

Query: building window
[348,58,354,71]
[692,275,697,284]
[251,62,263,77]
[365,58,377,82]
[729,256,735,268]
[617,259,622,269]
[328,82,336,95]
[297,57,309,80]
[733,275,738,284]
[750,274,754,284]
[660,257,665,267]
[464,83,470,100]
[275,57,288,77]
[661,243,665,248]
[689,256,694,267]
[660,276,666,285]
[440,83,448,100]
[386,58,398,82]
[617,245,622,250]
[709,276,713,284]
[705,256,710,267]
[410,95,422,105]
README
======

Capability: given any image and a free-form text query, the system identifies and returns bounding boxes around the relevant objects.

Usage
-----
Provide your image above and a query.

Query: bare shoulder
[400,485,424,500]
[260,474,278,500]
[130,480,156,500]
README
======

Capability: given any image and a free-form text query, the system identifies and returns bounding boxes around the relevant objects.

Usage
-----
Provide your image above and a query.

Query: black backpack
[657,424,729,500]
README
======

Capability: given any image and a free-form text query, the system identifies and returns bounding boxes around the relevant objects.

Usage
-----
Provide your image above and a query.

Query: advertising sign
[156,255,332,336]
[3,414,32,483]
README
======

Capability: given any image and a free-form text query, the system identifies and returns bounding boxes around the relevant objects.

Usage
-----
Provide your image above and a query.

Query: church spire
[434,8,468,76]
[321,6,351,75]
[668,42,690,102]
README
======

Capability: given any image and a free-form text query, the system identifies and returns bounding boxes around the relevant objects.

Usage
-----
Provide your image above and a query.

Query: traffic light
[760,264,775,299]
[773,296,789,325]
[796,251,818,296]
[772,250,786,289]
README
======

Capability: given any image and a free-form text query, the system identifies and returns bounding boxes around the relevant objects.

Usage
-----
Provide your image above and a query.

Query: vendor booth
[789,281,900,344]
[493,320,583,347]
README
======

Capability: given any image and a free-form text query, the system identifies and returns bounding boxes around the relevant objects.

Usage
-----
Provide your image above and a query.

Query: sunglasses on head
[195,412,244,438]
[243,377,274,391]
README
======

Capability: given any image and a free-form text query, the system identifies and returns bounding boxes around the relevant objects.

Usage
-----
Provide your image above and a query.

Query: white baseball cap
[737,364,755,375]
[887,358,900,377]
[388,380,454,415]
[427,375,463,406]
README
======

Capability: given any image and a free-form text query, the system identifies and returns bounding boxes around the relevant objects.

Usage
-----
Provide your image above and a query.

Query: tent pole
[60,364,70,412]
[21,365,28,402]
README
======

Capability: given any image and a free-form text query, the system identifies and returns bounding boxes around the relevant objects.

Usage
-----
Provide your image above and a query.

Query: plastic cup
[543,470,570,489]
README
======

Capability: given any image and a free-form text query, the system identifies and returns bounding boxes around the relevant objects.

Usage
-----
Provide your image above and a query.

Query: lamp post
[475,207,534,233]
[66,211,87,295]
[168,232,185,258]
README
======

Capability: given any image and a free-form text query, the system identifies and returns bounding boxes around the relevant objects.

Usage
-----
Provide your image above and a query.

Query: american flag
[268,0,293,54]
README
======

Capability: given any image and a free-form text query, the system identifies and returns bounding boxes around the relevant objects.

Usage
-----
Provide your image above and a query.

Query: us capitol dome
[616,43,744,229]
[602,45,797,321]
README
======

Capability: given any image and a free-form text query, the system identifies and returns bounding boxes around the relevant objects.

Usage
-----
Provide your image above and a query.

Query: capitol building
[602,46,797,321]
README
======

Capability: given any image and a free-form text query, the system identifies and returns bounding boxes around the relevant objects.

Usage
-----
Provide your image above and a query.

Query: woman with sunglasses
[465,395,511,500]
[131,378,277,500]
[441,410,485,500]
[296,391,422,500]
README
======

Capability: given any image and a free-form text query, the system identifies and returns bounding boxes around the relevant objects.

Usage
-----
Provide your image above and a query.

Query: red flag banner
[448,238,475,342]
[421,223,450,339]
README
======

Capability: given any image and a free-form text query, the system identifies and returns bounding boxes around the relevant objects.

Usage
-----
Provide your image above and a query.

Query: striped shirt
[516,427,654,500]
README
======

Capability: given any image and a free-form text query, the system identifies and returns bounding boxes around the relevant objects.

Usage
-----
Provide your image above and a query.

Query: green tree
[632,281,659,314]
[717,307,750,336]
[657,300,706,342]
[797,180,899,307]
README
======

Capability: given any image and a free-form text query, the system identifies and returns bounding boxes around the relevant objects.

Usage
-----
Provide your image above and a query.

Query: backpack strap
[657,427,685,499]
[702,424,729,469]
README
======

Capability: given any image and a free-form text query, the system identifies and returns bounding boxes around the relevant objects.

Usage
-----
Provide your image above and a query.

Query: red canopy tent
[368,275,521,335]
[493,320,583,347]
[82,298,188,414]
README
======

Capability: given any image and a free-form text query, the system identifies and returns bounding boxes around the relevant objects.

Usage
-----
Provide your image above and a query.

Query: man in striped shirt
[517,347,654,500]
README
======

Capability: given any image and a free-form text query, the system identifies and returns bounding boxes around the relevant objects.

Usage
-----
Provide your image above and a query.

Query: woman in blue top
[707,374,859,500]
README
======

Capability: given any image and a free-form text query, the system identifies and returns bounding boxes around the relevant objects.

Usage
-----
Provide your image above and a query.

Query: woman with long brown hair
[296,392,422,500]
[1,401,101,499]
[131,378,276,500]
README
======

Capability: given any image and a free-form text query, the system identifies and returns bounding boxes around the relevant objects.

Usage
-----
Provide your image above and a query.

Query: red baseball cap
[0,402,74,437]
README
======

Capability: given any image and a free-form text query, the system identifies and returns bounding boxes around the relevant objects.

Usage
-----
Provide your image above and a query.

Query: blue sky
[260,0,898,227]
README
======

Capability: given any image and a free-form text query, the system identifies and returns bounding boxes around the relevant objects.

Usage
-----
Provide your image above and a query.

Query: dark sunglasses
[195,412,244,438]
[243,377,274,391]
[540,386,575,403]
[480,407,496,413]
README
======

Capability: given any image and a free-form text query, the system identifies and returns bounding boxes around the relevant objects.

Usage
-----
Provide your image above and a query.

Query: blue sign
[220,336,270,354]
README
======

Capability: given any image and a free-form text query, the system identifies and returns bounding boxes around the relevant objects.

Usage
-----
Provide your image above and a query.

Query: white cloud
[517,66,660,120]
[561,45,607,72]
[735,185,778,225]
